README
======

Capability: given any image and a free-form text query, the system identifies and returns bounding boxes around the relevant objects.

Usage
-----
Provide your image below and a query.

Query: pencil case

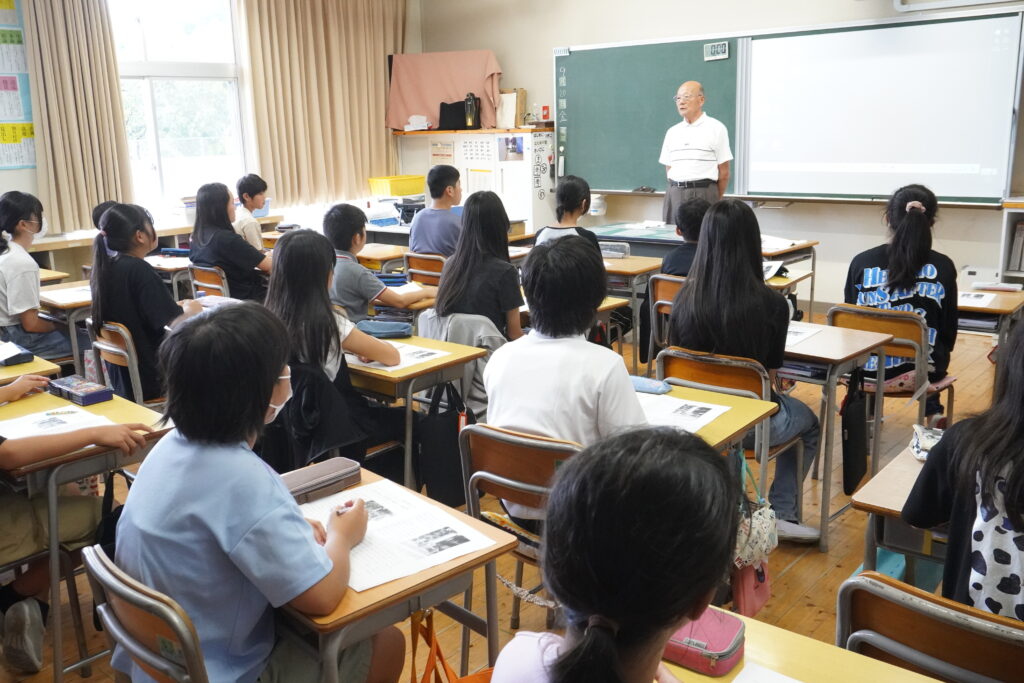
[282,457,362,504]
[663,608,744,676]
[356,320,413,339]
[48,375,115,405]
[160,247,190,256]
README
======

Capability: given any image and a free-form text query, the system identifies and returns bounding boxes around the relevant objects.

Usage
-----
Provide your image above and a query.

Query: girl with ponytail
[90,203,202,401]
[492,428,740,683]
[844,184,957,420]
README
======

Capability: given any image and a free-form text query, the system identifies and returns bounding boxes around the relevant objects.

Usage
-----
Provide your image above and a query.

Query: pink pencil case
[663,608,744,676]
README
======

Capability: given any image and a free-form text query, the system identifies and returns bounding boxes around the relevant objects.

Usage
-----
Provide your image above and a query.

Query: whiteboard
[748,15,1022,199]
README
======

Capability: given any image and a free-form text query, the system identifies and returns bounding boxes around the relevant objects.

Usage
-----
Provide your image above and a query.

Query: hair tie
[101,233,117,258]
[585,615,620,637]
[905,200,926,214]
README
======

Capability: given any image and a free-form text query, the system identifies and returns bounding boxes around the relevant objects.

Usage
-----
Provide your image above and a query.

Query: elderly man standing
[659,81,732,224]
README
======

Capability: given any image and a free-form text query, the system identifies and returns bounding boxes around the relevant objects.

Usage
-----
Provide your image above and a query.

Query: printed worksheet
[635,392,730,433]
[785,322,822,346]
[300,479,494,591]
[0,405,113,439]
[958,291,996,307]
[40,285,91,306]
[762,260,785,280]
[345,342,450,371]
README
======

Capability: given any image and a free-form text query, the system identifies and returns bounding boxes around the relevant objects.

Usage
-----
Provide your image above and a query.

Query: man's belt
[669,179,715,188]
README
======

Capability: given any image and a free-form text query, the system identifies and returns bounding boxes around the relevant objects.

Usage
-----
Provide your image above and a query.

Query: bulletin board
[0,0,34,170]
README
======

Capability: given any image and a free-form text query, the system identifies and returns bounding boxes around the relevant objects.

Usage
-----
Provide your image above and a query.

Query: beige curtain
[241,0,406,206]
[23,0,132,233]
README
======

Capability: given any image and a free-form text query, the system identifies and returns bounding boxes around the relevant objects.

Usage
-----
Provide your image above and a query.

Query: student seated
[844,184,956,422]
[90,203,203,402]
[484,237,646,526]
[903,322,1024,621]
[265,229,403,465]
[189,182,271,302]
[234,173,269,250]
[668,199,819,542]
[534,175,601,253]
[639,197,710,364]
[325,203,436,322]
[409,164,462,256]
[112,303,403,682]
[492,427,740,683]
[435,190,524,340]
[0,191,89,360]
[0,374,150,674]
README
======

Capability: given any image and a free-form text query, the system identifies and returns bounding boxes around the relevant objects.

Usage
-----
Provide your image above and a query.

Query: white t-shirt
[492,631,563,683]
[232,205,264,251]
[483,331,647,518]
[659,113,733,183]
[323,310,357,380]
[0,241,41,326]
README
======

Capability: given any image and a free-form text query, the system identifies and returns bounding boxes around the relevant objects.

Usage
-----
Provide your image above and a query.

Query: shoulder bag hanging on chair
[415,382,475,507]
[841,367,868,495]
[410,610,492,683]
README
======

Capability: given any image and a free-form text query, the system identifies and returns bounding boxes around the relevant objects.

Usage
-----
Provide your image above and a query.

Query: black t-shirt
[670,284,789,387]
[95,255,183,401]
[190,229,266,301]
[844,245,957,379]
[662,242,698,277]
[441,257,523,336]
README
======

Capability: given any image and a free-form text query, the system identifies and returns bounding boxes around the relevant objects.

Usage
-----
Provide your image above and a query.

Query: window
[109,0,246,212]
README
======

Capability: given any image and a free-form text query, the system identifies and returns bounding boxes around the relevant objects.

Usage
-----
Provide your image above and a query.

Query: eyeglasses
[673,95,701,103]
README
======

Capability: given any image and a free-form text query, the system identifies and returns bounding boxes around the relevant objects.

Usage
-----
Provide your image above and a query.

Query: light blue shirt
[112,429,333,683]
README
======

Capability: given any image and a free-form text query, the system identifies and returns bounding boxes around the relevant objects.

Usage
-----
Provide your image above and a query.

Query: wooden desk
[0,356,61,385]
[605,256,662,373]
[665,607,933,682]
[39,268,69,284]
[347,337,486,487]
[144,255,193,299]
[763,239,819,318]
[780,323,893,552]
[519,296,629,332]
[661,385,778,451]
[39,280,93,375]
[958,290,1024,356]
[282,471,516,683]
[358,243,408,272]
[1,392,167,682]
[851,448,943,577]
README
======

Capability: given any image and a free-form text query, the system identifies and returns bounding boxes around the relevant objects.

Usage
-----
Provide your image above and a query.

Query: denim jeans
[0,323,90,360]
[743,393,820,522]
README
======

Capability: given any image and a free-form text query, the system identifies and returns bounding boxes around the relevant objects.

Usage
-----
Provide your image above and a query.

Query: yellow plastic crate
[367,174,425,196]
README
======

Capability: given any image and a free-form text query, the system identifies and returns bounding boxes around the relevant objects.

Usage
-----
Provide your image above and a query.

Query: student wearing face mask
[112,302,404,683]
[89,203,203,402]
[0,191,90,360]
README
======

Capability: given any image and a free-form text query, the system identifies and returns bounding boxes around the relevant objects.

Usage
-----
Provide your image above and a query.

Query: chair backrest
[656,346,769,401]
[86,318,151,406]
[403,252,446,286]
[188,265,230,298]
[459,424,581,517]
[82,545,209,683]
[648,274,685,347]
[837,571,1024,682]
[827,304,926,362]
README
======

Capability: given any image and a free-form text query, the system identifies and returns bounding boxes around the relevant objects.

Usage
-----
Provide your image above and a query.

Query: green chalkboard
[555,39,738,193]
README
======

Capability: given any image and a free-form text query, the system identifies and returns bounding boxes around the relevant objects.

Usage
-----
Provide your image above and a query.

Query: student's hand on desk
[328,499,368,548]
[3,374,50,401]
[306,518,327,545]
[88,424,153,454]
[655,663,681,682]
[180,299,204,317]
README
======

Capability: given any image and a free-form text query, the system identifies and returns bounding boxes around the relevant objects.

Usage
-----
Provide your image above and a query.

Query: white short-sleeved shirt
[324,309,357,380]
[659,113,733,182]
[483,331,647,518]
[0,241,41,326]
[492,631,564,682]
[232,205,264,251]
[113,429,333,683]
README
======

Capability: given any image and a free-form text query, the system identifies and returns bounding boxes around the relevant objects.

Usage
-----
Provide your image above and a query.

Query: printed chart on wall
[0,0,33,169]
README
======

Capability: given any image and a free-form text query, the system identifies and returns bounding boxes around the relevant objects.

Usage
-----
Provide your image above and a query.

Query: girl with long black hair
[190,182,271,301]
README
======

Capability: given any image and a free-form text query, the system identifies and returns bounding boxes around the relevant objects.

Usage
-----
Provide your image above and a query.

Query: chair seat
[481,511,540,560]
[742,435,803,461]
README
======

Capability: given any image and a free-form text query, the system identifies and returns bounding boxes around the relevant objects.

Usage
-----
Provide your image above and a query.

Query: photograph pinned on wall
[497,135,524,162]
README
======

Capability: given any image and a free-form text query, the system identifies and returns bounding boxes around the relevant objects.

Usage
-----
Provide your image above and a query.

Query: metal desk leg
[47,466,64,682]
[66,308,88,376]
[629,275,641,373]
[808,247,816,323]
[402,377,424,489]
[818,373,838,553]
[864,514,880,571]
[871,350,886,477]
[485,561,500,666]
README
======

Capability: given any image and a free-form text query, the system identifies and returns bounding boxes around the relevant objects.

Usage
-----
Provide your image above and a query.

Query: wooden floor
[0,327,997,682]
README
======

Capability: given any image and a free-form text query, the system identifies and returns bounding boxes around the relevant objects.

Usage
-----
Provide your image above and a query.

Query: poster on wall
[0,0,34,170]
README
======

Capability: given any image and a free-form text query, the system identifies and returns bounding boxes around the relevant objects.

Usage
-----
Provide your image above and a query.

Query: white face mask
[265,374,292,424]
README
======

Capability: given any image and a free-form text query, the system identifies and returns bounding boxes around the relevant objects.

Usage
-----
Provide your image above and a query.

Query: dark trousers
[662,183,720,223]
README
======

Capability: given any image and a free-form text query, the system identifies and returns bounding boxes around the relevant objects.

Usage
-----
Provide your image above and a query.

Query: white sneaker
[3,598,44,673]
[777,519,819,543]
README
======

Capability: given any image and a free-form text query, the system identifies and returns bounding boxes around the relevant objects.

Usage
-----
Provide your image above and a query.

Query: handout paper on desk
[345,341,450,371]
[635,392,730,433]
[0,340,25,362]
[508,246,531,258]
[761,234,799,252]
[299,479,495,592]
[144,255,191,269]
[41,286,91,306]
[785,322,822,346]
[762,261,784,280]
[730,661,802,683]
[0,405,113,440]
[958,291,996,307]
[196,295,241,309]
[389,282,428,296]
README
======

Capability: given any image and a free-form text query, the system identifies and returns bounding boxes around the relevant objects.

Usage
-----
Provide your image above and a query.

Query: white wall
[419,0,1020,307]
